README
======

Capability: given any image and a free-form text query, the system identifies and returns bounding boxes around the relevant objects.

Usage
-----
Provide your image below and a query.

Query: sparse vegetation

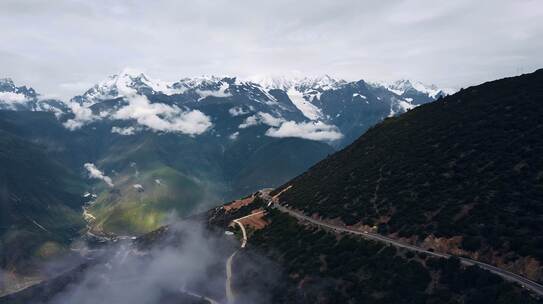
[273,70,543,275]
[245,210,541,304]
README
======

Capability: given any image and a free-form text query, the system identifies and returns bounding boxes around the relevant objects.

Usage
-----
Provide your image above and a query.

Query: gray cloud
[47,221,228,304]
[43,219,278,304]
[0,0,542,99]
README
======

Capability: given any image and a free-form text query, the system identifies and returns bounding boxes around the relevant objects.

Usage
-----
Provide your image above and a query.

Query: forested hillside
[0,128,86,273]
[273,69,543,281]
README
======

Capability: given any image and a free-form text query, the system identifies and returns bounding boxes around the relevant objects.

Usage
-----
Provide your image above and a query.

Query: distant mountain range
[0,71,450,276]
[0,70,452,148]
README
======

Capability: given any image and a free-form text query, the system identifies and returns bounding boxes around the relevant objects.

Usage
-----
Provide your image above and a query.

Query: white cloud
[236,110,342,141]
[84,163,114,187]
[238,115,259,129]
[266,121,343,141]
[238,112,284,129]
[229,131,239,140]
[63,102,98,130]
[0,92,28,107]
[257,112,284,127]
[112,93,212,135]
[196,82,232,101]
[228,106,249,116]
[63,82,213,135]
[111,126,137,135]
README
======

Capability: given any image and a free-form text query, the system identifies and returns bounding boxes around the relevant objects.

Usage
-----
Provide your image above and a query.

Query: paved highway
[270,201,543,297]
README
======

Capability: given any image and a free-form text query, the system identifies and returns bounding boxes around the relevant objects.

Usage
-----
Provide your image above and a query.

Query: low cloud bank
[63,86,213,135]
[239,112,343,142]
[113,93,212,135]
[196,82,232,101]
[42,220,278,304]
[111,126,138,135]
[63,102,96,130]
[239,112,283,129]
[0,91,28,105]
[266,121,343,141]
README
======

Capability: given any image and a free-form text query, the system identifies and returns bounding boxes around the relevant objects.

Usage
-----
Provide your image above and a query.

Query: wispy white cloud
[84,163,114,187]
[196,82,231,101]
[0,92,28,108]
[257,112,284,127]
[111,126,138,135]
[237,111,342,141]
[238,112,284,129]
[112,93,212,135]
[266,121,343,141]
[63,83,213,135]
[63,102,97,130]
[228,106,249,117]
[229,131,239,140]
[239,115,259,129]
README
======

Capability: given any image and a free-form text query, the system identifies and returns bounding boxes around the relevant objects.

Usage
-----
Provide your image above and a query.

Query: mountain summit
[53,70,450,146]
[73,69,185,106]
[0,78,38,110]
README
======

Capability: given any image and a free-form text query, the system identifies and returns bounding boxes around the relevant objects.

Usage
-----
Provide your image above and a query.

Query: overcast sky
[1,0,542,99]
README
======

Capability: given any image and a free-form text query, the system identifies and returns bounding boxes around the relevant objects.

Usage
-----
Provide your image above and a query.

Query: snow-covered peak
[0,78,68,114]
[0,78,40,110]
[0,78,37,97]
[0,78,15,86]
[247,74,297,91]
[175,75,224,87]
[247,74,348,121]
[297,75,344,91]
[248,74,344,92]
[75,69,183,105]
[378,79,454,98]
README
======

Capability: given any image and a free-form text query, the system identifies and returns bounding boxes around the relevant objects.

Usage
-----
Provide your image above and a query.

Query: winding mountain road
[225,211,264,304]
[270,202,543,297]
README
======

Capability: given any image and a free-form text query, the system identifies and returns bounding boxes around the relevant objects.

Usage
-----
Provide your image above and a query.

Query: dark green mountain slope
[226,135,334,198]
[0,129,86,273]
[244,209,540,304]
[0,110,333,235]
[273,69,543,281]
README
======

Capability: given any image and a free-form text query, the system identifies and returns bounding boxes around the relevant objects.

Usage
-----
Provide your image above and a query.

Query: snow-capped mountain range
[0,71,455,241]
[0,78,68,113]
[0,70,454,147]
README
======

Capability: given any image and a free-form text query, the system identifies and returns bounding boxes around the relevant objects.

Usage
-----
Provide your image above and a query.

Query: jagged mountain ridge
[0,71,451,239]
[0,70,451,147]
[0,78,67,113]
